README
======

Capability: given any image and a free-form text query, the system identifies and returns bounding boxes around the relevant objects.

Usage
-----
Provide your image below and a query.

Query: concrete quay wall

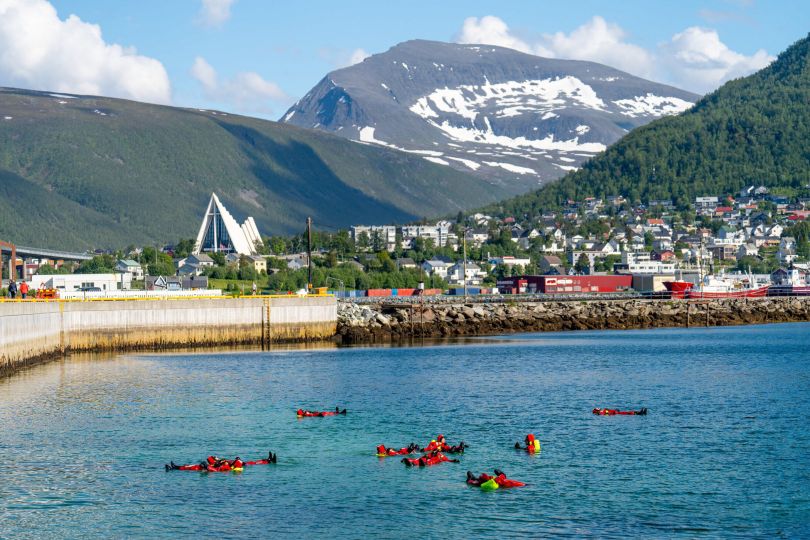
[337,297,810,344]
[0,296,336,377]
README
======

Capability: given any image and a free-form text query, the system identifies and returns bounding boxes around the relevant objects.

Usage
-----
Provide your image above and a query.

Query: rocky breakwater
[336,297,810,344]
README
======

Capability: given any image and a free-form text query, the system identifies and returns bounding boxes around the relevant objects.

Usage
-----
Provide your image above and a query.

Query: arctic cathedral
[193,193,263,256]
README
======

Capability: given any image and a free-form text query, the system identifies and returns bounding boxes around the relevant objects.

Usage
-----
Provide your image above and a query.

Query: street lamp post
[462,228,469,300]
[325,276,344,296]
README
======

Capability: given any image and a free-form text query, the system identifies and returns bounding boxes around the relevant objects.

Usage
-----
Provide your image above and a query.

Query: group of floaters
[164,405,646,487]
[376,434,468,459]
[165,451,277,472]
[376,433,533,489]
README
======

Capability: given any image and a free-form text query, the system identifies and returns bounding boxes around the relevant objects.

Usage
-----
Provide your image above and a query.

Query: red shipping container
[422,289,442,296]
[367,289,393,297]
[397,288,416,296]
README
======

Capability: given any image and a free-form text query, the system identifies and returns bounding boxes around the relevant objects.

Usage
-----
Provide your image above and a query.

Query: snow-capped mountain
[281,40,699,194]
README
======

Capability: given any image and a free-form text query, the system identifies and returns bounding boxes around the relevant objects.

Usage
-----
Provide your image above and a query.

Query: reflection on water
[1,323,809,538]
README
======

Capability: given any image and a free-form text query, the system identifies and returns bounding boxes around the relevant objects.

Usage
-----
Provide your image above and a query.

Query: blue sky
[1,0,807,118]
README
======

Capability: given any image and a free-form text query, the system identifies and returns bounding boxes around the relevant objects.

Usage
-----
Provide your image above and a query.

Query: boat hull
[663,280,693,299]
[687,285,770,299]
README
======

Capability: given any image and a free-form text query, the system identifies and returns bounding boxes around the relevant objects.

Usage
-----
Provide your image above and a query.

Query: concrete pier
[0,296,336,377]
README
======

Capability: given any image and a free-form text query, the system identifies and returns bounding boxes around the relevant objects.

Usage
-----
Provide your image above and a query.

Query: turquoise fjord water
[1,324,809,538]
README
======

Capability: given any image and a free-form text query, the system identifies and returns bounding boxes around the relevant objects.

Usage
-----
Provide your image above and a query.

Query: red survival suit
[466,472,526,488]
[402,452,457,467]
[377,445,416,456]
[297,408,346,417]
[593,408,647,416]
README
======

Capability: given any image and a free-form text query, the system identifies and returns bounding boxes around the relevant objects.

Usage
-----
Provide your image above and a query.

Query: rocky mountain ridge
[282,40,699,194]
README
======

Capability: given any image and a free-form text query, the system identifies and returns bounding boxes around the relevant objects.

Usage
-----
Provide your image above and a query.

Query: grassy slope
[0,88,503,250]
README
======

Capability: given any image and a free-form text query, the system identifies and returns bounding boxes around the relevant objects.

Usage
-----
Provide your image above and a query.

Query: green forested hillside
[0,88,503,250]
[489,33,810,215]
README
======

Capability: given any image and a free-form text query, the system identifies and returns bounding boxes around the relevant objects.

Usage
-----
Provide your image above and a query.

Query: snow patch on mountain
[359,126,444,156]
[613,93,693,117]
[446,156,481,170]
[428,119,606,153]
[409,76,607,123]
[423,156,450,166]
[483,161,537,175]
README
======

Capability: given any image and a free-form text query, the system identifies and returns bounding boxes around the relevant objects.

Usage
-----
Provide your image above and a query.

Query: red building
[496,275,632,294]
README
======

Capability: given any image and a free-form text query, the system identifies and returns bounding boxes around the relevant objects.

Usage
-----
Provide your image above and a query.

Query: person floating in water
[165,451,277,471]
[466,469,525,489]
[592,407,648,416]
[297,407,347,417]
[514,433,541,453]
[422,434,466,454]
[376,443,419,456]
[401,450,460,467]
[245,451,277,465]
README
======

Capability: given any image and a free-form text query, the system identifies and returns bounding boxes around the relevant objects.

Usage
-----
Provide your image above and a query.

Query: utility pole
[306,217,313,291]
[463,229,468,299]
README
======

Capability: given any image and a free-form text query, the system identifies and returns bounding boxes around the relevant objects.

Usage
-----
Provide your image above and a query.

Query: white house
[489,256,531,273]
[446,261,487,286]
[778,237,797,265]
[736,243,760,259]
[421,259,451,279]
[116,259,144,280]
[466,229,490,248]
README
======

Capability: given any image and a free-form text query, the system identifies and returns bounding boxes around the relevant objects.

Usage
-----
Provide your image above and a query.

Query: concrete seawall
[337,297,810,344]
[0,296,336,377]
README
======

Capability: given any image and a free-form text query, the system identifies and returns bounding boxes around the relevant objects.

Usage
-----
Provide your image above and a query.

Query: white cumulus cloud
[660,26,774,92]
[543,16,655,79]
[197,0,236,28]
[191,56,288,115]
[349,48,370,66]
[0,0,171,104]
[457,16,546,56]
[454,15,774,94]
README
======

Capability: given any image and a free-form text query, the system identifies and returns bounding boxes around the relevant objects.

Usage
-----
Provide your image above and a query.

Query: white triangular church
[193,193,263,255]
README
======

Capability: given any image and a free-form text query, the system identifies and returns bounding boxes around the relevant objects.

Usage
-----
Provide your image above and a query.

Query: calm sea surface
[1,323,809,538]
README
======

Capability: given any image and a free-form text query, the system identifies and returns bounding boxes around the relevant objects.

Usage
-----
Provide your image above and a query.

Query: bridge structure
[1,241,93,282]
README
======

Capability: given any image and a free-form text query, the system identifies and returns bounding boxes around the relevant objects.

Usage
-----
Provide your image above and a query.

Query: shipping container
[631,274,675,293]
[447,287,480,296]
[366,288,393,297]
[397,288,416,297]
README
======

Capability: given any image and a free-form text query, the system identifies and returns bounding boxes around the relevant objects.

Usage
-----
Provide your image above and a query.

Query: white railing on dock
[57,289,223,300]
